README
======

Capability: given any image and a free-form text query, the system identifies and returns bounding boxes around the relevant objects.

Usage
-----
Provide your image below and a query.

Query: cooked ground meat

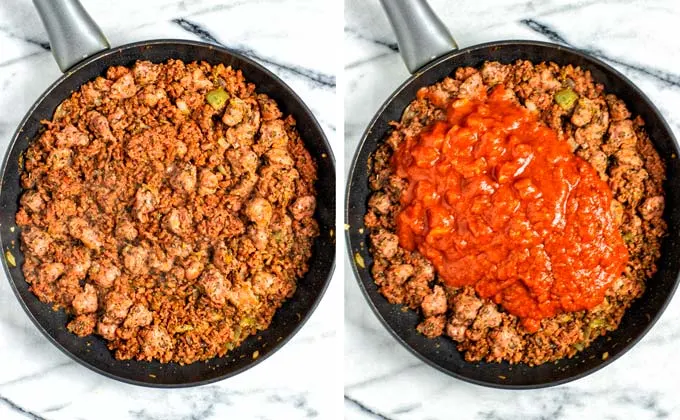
[17,59,318,364]
[365,60,666,365]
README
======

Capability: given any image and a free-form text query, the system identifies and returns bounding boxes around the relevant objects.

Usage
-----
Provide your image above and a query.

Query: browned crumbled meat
[123,304,153,329]
[386,264,414,286]
[245,197,273,226]
[22,228,52,257]
[571,97,598,127]
[257,120,289,152]
[86,111,115,141]
[417,315,446,338]
[199,268,229,306]
[89,260,120,288]
[606,94,631,121]
[97,321,118,341]
[110,72,137,99]
[18,60,318,365]
[222,97,248,126]
[132,60,159,86]
[38,262,65,284]
[480,61,509,86]
[605,120,638,154]
[640,196,664,221]
[365,59,666,365]
[71,284,98,315]
[446,321,467,342]
[412,255,435,283]
[451,290,483,325]
[458,73,484,99]
[148,246,174,273]
[487,325,522,362]
[257,94,283,121]
[103,292,133,322]
[265,148,295,168]
[472,303,503,330]
[67,313,97,337]
[164,208,192,236]
[20,191,45,213]
[184,255,207,280]
[367,192,391,215]
[248,226,269,250]
[68,217,102,250]
[252,271,290,298]
[198,169,219,196]
[421,285,447,317]
[139,325,173,361]
[55,124,89,148]
[226,282,258,312]
[133,188,157,222]
[371,230,399,259]
[123,246,149,275]
[290,196,316,220]
[170,164,197,194]
[115,220,138,241]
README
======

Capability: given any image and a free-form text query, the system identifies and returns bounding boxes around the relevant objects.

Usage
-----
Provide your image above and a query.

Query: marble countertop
[0,0,339,419]
[344,0,680,418]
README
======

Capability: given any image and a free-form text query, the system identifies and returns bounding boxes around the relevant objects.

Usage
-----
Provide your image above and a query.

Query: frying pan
[346,0,680,389]
[0,0,335,387]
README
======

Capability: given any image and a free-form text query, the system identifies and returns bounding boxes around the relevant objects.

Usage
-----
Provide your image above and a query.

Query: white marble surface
[0,0,340,419]
[344,0,680,418]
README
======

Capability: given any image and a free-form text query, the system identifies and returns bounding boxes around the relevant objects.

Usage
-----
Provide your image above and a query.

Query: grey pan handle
[379,0,457,74]
[33,0,110,72]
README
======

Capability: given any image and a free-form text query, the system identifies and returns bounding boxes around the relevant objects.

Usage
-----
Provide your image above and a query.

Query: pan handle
[379,0,457,74]
[33,0,110,72]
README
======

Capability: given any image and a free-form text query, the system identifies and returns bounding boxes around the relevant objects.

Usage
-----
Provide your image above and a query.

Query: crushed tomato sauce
[393,85,629,332]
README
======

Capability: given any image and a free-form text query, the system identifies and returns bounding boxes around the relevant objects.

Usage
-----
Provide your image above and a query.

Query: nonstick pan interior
[0,39,336,387]
[346,40,680,389]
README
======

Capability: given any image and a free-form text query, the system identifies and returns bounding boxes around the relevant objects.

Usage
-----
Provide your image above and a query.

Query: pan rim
[1,38,336,388]
[345,39,680,389]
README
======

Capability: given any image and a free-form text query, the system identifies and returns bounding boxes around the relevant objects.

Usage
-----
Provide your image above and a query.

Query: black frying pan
[346,0,680,389]
[0,0,335,387]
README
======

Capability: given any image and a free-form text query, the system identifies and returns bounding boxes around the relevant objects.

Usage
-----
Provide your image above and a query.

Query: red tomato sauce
[393,86,629,332]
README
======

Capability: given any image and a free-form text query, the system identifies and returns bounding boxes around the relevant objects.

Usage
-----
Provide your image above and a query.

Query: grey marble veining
[0,0,339,419]
[344,0,680,419]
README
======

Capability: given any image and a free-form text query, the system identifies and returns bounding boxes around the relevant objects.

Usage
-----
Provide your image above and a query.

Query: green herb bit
[240,317,256,328]
[555,87,579,111]
[174,324,194,333]
[5,250,15,267]
[206,88,229,111]
[622,232,634,244]
[355,252,365,268]
[589,318,606,329]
